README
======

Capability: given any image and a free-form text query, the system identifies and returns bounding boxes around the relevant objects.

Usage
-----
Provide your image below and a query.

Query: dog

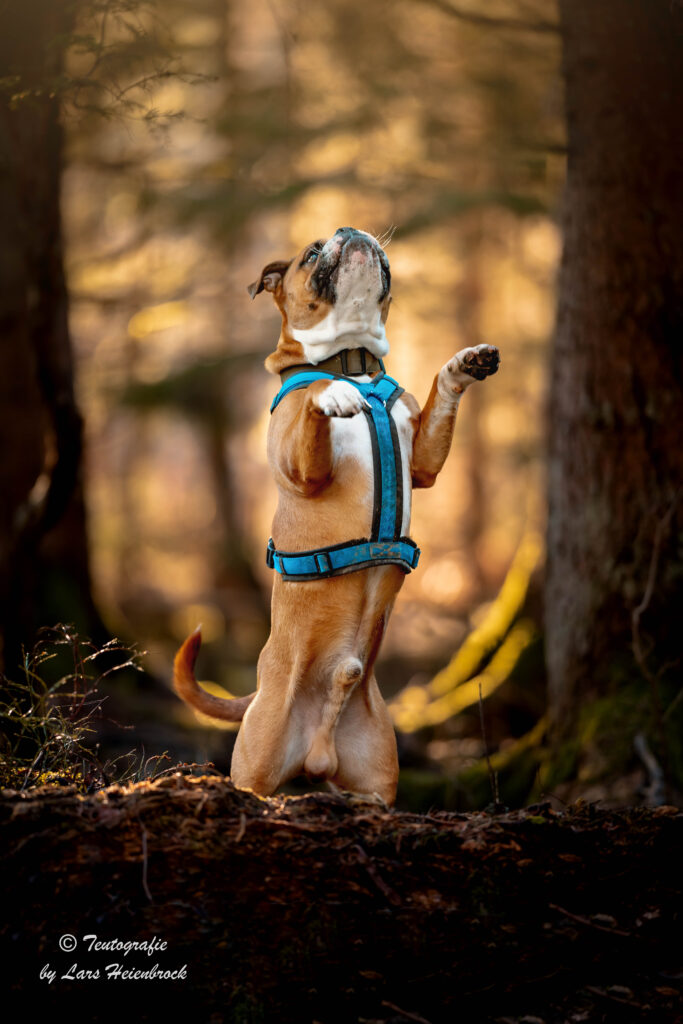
[173,226,499,805]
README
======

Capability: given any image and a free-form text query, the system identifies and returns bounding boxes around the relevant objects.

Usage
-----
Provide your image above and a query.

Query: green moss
[544,668,683,793]
[540,737,579,791]
[396,768,456,812]
[458,745,541,810]
[455,717,547,810]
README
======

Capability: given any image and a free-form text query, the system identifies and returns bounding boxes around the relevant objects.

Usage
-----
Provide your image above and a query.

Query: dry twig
[631,492,680,801]
[381,1000,433,1024]
[141,823,152,902]
[549,903,630,938]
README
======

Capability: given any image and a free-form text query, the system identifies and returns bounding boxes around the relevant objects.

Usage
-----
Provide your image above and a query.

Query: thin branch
[478,681,501,808]
[141,824,153,901]
[234,812,247,844]
[381,1001,433,1024]
[420,0,559,34]
[353,844,401,905]
[633,732,665,807]
[21,750,44,792]
[631,500,678,645]
[585,986,647,1011]
[631,491,680,800]
[549,903,631,938]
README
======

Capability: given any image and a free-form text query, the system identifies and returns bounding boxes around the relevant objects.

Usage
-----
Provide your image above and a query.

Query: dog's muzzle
[310,228,391,304]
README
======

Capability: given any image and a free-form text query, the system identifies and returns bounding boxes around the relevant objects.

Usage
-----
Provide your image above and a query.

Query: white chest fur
[328,382,413,538]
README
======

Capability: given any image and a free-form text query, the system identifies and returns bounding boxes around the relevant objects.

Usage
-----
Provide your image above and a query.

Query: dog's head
[248,227,392,374]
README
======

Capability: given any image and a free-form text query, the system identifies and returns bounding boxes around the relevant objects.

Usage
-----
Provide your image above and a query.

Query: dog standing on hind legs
[173,226,499,805]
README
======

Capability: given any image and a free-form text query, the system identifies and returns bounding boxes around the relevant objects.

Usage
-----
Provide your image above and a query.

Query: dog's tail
[173,628,255,722]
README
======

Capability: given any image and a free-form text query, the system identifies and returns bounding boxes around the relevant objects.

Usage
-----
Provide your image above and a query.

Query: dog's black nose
[334,226,357,238]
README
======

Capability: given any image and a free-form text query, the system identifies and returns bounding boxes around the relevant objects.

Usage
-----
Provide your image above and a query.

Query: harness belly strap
[267,368,421,581]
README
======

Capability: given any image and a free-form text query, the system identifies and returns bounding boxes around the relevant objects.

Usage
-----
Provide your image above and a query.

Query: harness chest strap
[267,367,421,581]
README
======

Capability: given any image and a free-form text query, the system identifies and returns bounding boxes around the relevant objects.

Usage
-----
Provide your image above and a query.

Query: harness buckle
[340,349,367,377]
[314,551,332,574]
[266,539,275,568]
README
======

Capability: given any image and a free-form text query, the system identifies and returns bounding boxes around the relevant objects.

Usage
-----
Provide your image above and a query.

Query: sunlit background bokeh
[61,0,563,790]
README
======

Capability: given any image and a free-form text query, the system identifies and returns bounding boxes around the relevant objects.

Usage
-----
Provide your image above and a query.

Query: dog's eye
[305,251,319,264]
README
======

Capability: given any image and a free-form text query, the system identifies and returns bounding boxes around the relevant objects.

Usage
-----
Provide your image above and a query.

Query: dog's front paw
[441,344,500,396]
[314,380,370,418]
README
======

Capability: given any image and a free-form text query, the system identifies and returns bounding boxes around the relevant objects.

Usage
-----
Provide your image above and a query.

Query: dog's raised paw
[442,343,500,394]
[315,379,370,418]
[458,343,500,379]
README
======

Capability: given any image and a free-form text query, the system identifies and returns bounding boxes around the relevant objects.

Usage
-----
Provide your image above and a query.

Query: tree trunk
[0,2,102,674]
[546,1,683,787]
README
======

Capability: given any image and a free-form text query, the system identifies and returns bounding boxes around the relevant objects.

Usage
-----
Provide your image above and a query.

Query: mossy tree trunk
[0,2,102,674]
[546,0,683,787]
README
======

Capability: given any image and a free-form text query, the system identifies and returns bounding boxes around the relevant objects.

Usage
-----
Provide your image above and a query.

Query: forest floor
[1,773,681,1024]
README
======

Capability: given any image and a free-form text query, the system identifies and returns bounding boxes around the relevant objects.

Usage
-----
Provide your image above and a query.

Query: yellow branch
[431,529,542,698]
[391,619,536,732]
[389,527,543,733]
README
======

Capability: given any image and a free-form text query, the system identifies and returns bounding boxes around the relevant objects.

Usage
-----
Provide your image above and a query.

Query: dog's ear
[247,260,292,299]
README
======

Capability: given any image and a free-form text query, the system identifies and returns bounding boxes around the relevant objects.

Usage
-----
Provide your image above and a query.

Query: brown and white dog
[173,227,499,804]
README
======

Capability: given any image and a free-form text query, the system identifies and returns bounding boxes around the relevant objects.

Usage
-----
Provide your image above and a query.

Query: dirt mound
[1,774,681,1022]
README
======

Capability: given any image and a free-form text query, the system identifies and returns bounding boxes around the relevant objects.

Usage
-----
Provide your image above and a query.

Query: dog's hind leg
[331,676,399,806]
[229,689,307,797]
[302,656,363,780]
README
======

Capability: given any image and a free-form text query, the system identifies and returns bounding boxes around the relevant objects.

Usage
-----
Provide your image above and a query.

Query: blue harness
[266,368,420,581]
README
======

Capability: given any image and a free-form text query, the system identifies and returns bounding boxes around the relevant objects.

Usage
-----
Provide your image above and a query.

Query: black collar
[280,347,384,382]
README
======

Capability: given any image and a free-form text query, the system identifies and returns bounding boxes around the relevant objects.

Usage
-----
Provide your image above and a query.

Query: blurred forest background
[1,0,681,811]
